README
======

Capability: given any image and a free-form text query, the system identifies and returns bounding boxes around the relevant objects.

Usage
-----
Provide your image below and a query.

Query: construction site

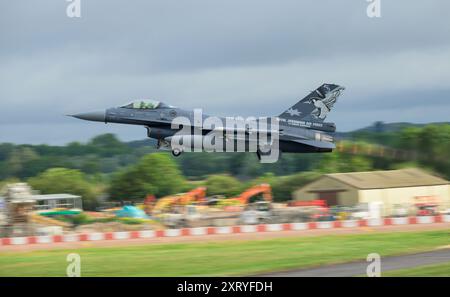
[1,167,449,241]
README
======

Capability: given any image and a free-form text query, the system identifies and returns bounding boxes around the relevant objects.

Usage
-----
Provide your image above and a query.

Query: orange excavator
[149,187,207,214]
[229,184,272,205]
[176,187,207,205]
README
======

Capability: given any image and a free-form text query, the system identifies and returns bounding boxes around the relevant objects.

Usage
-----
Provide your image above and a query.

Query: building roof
[325,168,449,190]
[30,194,81,201]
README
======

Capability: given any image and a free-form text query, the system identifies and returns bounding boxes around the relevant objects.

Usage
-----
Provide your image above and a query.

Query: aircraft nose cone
[70,110,105,122]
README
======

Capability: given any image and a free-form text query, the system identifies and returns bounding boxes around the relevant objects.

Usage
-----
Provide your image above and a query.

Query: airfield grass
[0,229,449,276]
[381,262,450,277]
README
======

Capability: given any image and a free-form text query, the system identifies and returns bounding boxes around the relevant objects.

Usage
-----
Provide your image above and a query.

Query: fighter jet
[70,83,345,161]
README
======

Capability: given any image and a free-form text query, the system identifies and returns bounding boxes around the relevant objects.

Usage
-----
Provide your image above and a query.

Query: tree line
[0,123,448,209]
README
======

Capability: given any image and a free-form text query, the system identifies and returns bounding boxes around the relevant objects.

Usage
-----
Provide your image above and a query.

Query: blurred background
[0,0,449,277]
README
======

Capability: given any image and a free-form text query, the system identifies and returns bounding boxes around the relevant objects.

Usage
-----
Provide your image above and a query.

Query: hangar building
[293,168,450,215]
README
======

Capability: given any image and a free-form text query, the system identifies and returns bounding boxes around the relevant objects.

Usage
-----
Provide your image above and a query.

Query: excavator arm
[230,184,272,205]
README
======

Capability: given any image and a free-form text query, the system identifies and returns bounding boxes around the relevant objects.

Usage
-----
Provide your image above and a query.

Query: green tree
[271,172,320,202]
[109,153,186,201]
[205,174,243,197]
[5,147,39,177]
[89,134,129,157]
[0,143,14,161]
[316,152,372,173]
[28,168,99,210]
[396,124,450,178]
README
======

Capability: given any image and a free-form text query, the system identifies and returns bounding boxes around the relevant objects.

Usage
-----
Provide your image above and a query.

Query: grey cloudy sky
[1,0,450,144]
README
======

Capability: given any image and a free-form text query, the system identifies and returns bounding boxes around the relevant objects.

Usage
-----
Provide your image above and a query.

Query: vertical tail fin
[279,83,345,122]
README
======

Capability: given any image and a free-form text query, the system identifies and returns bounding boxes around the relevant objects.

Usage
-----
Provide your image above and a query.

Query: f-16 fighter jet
[70,83,345,162]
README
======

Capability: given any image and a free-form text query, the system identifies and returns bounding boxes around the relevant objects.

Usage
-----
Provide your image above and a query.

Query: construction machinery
[158,185,273,228]
[414,196,439,216]
[177,187,206,205]
[158,185,340,227]
[151,187,207,215]
[287,199,326,207]
[229,184,272,205]
[266,199,334,223]
[239,201,274,225]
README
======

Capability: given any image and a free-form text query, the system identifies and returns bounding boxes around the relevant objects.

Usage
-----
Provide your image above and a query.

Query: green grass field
[382,262,450,277]
[0,229,449,276]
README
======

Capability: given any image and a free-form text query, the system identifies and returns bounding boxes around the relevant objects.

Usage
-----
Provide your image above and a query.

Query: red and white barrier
[1,215,449,246]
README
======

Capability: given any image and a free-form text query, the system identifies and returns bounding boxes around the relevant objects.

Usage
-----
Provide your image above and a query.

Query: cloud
[0,0,449,144]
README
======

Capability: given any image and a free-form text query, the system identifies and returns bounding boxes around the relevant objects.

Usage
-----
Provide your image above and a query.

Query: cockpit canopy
[121,99,161,110]
[120,100,175,110]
